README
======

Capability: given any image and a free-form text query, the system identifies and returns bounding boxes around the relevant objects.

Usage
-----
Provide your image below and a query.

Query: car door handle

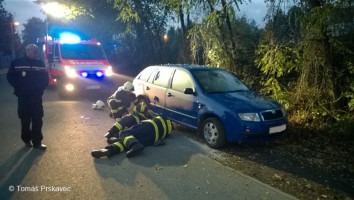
[154,96,159,102]
[146,86,150,90]
[167,92,174,97]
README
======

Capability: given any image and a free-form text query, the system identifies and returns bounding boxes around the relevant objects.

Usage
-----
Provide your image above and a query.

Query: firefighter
[104,101,152,139]
[7,44,49,150]
[107,81,137,121]
[91,115,173,158]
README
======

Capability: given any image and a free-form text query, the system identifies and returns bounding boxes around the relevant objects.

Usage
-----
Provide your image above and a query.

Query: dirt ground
[181,124,354,200]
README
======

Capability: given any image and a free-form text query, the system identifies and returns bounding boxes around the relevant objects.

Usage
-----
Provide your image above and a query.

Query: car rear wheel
[201,117,226,149]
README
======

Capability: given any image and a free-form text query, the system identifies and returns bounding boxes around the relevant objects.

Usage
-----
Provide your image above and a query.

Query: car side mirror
[184,88,195,95]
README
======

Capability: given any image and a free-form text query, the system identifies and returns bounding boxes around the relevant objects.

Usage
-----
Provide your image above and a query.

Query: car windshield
[193,69,249,93]
[60,44,106,60]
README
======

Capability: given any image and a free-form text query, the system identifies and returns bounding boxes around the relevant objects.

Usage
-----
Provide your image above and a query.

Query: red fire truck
[37,32,114,97]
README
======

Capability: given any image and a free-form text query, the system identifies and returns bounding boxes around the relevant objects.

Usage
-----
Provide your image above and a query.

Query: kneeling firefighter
[104,102,152,139]
[91,115,173,158]
[107,81,136,120]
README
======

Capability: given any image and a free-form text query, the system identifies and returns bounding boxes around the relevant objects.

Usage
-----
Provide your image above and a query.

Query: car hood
[208,91,281,113]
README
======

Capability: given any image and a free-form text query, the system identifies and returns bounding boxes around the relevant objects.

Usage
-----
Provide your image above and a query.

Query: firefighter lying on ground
[91,115,173,158]
[107,81,137,121]
[104,102,152,139]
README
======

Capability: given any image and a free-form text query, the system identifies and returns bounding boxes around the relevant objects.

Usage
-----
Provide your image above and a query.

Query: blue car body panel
[133,64,288,144]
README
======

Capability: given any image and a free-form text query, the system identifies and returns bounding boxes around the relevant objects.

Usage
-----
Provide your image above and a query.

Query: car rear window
[193,70,249,93]
[139,67,156,82]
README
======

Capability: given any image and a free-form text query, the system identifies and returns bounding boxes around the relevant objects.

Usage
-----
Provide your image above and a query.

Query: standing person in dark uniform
[107,81,137,121]
[104,102,152,139]
[7,44,49,150]
[91,115,173,158]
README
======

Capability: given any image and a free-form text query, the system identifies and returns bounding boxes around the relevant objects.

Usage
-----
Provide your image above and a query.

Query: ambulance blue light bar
[59,32,81,43]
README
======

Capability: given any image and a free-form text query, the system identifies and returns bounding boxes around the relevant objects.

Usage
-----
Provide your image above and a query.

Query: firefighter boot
[126,142,144,158]
[104,132,111,138]
[91,148,111,158]
[107,137,120,144]
[104,131,114,138]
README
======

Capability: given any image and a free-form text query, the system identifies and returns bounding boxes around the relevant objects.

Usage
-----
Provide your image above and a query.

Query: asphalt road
[0,70,297,200]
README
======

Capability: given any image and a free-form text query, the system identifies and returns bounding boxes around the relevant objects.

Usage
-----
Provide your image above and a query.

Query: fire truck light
[59,32,81,44]
[96,71,103,77]
[64,66,77,78]
[81,72,88,77]
[65,84,74,91]
[105,66,113,76]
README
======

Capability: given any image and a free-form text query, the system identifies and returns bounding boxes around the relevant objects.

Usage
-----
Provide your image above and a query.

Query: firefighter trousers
[17,96,44,146]
[105,122,156,156]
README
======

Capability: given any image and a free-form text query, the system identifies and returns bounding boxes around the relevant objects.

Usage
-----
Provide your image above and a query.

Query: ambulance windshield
[60,44,106,60]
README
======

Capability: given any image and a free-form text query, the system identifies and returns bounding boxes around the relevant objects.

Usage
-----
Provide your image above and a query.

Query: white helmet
[92,100,105,110]
[123,81,134,91]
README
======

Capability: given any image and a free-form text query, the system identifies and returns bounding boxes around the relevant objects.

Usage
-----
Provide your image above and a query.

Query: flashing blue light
[59,32,81,43]
[96,71,103,77]
[81,72,88,77]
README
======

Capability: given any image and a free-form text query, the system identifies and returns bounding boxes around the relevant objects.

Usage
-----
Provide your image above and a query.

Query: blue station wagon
[133,64,288,148]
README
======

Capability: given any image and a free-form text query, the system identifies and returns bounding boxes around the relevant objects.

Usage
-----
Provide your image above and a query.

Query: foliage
[0,0,20,55]
[257,0,354,126]
[256,39,299,110]
[21,17,46,48]
[188,0,261,87]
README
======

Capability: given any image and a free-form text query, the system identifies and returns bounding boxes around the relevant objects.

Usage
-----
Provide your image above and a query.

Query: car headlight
[238,113,260,122]
[64,66,77,78]
[105,66,113,76]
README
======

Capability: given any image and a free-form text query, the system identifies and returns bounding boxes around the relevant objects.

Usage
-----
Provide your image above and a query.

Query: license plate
[269,124,286,134]
[86,85,100,89]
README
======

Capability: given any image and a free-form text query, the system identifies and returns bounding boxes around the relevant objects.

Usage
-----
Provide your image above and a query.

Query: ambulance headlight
[64,66,77,78]
[96,71,103,77]
[105,66,113,77]
[65,83,74,91]
[80,71,88,77]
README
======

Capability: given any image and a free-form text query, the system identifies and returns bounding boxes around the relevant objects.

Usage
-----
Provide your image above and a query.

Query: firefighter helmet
[123,81,134,91]
[133,102,147,114]
[92,100,105,110]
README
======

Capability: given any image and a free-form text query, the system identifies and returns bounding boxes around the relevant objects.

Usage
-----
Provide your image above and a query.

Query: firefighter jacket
[108,111,149,136]
[7,56,49,97]
[107,87,136,118]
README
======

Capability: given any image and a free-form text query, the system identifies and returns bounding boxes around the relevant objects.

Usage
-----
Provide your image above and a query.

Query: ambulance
[37,32,114,97]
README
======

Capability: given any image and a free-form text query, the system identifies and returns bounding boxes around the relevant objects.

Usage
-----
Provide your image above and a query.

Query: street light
[163,34,168,42]
[42,2,71,37]
[10,21,19,60]
[41,2,71,64]
[42,2,70,19]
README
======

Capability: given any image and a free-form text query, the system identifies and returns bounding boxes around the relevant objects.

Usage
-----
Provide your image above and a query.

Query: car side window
[171,69,194,92]
[152,68,173,87]
[139,67,155,82]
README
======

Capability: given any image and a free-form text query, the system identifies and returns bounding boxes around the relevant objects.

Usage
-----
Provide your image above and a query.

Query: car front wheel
[201,117,226,149]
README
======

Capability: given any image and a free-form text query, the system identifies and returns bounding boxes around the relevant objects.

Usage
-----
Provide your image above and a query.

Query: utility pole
[10,21,19,61]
